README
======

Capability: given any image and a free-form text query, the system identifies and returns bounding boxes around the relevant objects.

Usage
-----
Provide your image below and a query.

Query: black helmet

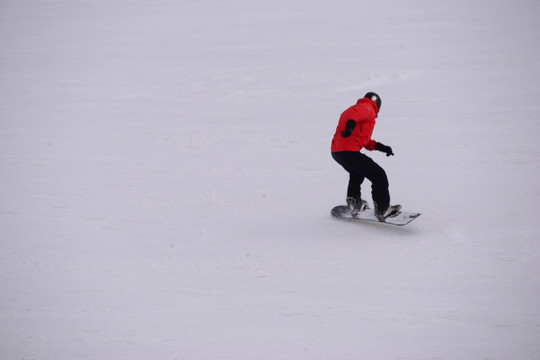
[364,92,381,110]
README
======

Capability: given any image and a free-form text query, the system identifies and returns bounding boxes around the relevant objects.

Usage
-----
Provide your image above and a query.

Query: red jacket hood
[357,97,380,114]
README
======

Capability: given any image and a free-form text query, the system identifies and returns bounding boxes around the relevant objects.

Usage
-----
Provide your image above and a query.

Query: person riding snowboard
[331,92,402,221]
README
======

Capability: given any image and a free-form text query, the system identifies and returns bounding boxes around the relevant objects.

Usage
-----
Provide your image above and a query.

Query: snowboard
[331,205,421,226]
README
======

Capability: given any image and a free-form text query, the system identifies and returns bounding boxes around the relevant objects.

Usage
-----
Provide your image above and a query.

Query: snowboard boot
[374,203,402,222]
[346,197,370,217]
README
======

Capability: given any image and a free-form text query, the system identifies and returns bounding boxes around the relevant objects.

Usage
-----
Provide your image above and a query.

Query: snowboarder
[331,92,402,221]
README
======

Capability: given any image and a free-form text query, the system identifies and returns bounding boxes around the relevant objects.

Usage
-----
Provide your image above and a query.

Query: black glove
[375,142,394,157]
[340,120,356,138]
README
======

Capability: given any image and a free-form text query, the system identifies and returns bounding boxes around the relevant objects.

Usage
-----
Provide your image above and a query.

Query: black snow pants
[332,151,390,213]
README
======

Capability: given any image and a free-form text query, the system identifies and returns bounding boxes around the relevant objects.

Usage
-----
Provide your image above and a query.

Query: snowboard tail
[331,205,421,226]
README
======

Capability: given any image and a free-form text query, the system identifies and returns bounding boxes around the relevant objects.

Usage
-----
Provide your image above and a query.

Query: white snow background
[1,0,540,359]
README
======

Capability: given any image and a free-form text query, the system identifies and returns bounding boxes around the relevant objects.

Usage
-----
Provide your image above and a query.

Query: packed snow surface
[1,0,540,359]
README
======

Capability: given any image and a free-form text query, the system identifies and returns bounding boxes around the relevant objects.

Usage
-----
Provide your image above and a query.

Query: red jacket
[331,98,379,152]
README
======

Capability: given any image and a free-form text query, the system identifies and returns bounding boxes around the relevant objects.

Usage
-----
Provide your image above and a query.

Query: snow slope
[1,0,540,359]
